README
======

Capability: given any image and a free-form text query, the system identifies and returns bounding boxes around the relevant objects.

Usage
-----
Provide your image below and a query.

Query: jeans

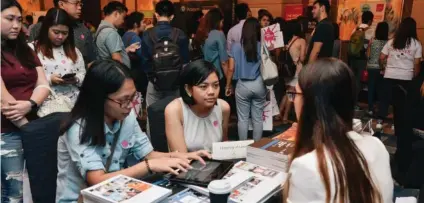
[350,59,367,102]
[235,77,267,141]
[146,82,179,108]
[377,78,392,119]
[367,68,383,112]
[1,132,24,203]
[391,79,412,172]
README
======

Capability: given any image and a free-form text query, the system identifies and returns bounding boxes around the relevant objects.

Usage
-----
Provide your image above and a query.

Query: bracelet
[145,159,153,174]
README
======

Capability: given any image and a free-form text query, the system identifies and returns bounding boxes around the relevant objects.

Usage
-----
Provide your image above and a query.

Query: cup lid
[208,180,232,194]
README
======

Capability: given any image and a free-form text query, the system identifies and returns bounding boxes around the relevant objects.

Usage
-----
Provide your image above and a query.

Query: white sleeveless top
[179,98,223,152]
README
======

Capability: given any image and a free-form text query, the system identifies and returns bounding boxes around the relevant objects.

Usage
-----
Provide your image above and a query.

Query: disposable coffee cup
[208,180,232,203]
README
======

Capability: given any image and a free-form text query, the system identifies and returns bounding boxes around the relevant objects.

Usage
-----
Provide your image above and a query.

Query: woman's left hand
[171,150,212,165]
[2,100,32,121]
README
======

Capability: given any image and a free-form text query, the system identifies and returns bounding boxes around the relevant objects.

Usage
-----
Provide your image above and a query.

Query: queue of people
[1,0,423,202]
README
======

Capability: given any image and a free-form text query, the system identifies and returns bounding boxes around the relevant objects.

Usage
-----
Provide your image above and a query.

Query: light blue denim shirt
[56,110,153,202]
[229,42,261,80]
[203,30,228,79]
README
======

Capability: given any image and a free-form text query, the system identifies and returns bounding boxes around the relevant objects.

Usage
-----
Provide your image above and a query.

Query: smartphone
[61,73,76,79]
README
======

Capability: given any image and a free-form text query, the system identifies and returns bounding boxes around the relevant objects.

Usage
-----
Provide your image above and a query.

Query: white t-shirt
[381,38,422,80]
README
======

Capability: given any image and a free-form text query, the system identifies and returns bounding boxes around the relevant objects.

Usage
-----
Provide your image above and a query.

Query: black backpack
[278,38,298,78]
[148,28,182,91]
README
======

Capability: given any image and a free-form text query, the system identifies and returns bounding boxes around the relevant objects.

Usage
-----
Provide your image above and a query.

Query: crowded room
[1,0,424,202]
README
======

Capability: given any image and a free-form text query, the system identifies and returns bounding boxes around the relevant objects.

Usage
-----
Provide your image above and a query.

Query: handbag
[36,85,73,117]
[361,69,369,83]
[261,43,279,86]
[279,38,299,78]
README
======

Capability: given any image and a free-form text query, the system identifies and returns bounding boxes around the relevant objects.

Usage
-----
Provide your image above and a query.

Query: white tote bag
[260,43,279,86]
[36,85,73,117]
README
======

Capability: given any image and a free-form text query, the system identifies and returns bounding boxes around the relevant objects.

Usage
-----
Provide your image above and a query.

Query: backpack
[348,28,366,57]
[148,28,182,91]
[278,38,299,78]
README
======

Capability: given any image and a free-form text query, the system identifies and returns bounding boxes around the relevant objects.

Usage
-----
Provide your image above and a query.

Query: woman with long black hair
[226,18,266,141]
[285,58,393,203]
[1,0,50,202]
[380,17,422,177]
[56,60,210,202]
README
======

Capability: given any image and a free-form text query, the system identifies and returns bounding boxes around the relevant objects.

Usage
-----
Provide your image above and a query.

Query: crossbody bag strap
[105,127,122,172]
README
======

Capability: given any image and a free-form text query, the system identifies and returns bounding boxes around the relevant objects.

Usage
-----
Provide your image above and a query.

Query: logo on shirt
[121,140,129,148]
[80,34,85,40]
[213,120,219,127]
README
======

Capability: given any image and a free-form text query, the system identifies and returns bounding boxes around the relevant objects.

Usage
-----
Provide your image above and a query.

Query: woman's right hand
[225,86,233,97]
[51,74,64,85]
[148,157,193,175]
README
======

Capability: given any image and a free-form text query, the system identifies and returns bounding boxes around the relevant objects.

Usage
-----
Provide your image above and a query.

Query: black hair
[361,11,374,24]
[53,0,59,7]
[313,0,331,14]
[60,60,133,146]
[155,0,175,18]
[36,8,77,63]
[297,16,309,36]
[235,3,249,21]
[180,59,219,105]
[333,22,340,40]
[38,15,45,23]
[393,17,418,50]
[375,21,388,41]
[1,0,39,69]
[285,20,304,42]
[205,8,223,31]
[125,11,144,30]
[103,1,128,16]
[241,17,260,62]
[25,15,33,24]
[274,17,289,45]
[258,9,273,23]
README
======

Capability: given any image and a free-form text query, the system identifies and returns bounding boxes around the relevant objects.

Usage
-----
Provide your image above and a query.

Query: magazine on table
[163,188,210,203]
[183,161,288,203]
[81,175,171,203]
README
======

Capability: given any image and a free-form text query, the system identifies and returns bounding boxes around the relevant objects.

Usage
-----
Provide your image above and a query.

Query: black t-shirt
[306,18,335,61]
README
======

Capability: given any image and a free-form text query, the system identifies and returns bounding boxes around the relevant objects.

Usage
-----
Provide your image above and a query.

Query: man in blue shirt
[141,0,189,107]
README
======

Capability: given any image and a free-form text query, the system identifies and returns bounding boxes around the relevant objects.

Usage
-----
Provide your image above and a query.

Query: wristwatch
[28,99,38,110]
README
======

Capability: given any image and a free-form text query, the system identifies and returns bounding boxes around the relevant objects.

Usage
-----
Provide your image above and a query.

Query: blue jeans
[367,68,383,112]
[235,77,267,141]
[1,132,24,203]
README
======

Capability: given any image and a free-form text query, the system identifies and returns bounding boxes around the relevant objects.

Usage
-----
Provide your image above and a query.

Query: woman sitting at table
[56,60,211,202]
[165,59,231,153]
[285,58,393,203]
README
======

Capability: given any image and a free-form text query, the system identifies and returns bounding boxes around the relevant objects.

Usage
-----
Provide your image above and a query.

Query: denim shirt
[141,21,189,73]
[56,110,153,202]
[203,30,228,79]
[229,42,261,80]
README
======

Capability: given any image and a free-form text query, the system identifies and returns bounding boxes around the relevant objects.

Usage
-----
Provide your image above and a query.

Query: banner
[284,4,303,21]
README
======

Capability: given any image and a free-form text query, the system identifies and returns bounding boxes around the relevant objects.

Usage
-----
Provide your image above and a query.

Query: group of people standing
[1,0,423,202]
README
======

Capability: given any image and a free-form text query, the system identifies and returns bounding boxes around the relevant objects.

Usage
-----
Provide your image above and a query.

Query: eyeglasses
[107,95,136,109]
[286,91,302,102]
[62,0,83,7]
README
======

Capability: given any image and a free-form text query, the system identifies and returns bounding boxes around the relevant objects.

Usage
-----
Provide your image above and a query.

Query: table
[142,171,283,203]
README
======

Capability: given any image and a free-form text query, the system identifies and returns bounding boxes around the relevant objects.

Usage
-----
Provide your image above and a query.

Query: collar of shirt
[104,121,122,135]
[358,24,370,29]
[319,18,329,23]
[100,20,117,31]
[156,21,172,27]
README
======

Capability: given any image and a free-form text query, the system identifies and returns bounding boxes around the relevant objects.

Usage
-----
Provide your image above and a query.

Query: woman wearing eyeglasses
[285,58,393,203]
[56,60,211,202]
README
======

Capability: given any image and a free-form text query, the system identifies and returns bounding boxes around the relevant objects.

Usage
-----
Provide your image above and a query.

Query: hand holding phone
[61,73,76,80]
